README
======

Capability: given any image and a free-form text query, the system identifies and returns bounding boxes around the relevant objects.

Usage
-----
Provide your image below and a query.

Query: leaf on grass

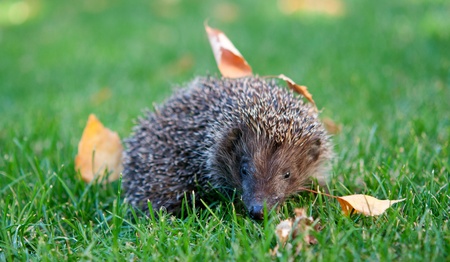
[278,0,345,17]
[75,114,123,183]
[205,24,252,78]
[271,208,321,256]
[278,74,317,110]
[322,117,341,134]
[337,194,406,216]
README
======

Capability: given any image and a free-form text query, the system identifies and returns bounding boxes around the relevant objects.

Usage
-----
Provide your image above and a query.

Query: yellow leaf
[278,74,317,110]
[75,114,123,183]
[205,24,253,78]
[337,194,406,216]
[278,0,345,17]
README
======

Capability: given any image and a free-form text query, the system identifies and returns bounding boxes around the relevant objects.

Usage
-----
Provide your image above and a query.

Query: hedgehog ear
[308,137,321,162]
[221,127,243,154]
[211,127,244,179]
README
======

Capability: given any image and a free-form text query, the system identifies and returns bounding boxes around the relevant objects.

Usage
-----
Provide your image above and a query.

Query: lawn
[0,0,449,260]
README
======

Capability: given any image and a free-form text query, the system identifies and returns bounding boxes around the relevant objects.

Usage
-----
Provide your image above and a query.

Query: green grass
[1,0,449,260]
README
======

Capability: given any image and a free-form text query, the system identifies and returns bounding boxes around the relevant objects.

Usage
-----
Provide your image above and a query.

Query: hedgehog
[122,76,332,219]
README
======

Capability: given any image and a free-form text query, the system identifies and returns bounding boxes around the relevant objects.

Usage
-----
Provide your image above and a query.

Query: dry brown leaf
[275,219,294,245]
[297,187,406,217]
[278,0,345,17]
[272,208,321,256]
[278,74,317,110]
[205,24,252,78]
[212,2,240,23]
[90,87,112,106]
[75,114,123,183]
[337,194,406,216]
[322,117,341,134]
[292,208,319,246]
[165,54,195,76]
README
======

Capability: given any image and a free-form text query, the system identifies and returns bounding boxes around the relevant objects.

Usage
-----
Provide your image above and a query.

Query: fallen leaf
[205,24,252,78]
[278,74,317,110]
[278,0,345,17]
[164,54,195,76]
[291,208,320,246]
[272,208,321,256]
[337,194,406,216]
[322,117,341,134]
[212,2,240,23]
[275,219,293,245]
[90,87,112,106]
[298,187,406,217]
[75,114,123,183]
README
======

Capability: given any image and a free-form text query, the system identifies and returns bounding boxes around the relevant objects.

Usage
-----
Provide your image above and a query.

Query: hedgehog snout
[244,195,281,220]
[249,204,264,220]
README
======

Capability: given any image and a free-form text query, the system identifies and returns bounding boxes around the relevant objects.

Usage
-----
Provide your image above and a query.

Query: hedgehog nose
[249,205,264,220]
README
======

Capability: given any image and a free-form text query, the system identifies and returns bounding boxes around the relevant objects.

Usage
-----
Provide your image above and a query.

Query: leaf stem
[298,187,339,199]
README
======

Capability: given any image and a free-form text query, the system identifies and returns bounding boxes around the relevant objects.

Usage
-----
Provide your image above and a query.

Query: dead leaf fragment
[275,219,293,244]
[272,208,321,256]
[278,0,345,17]
[205,24,252,78]
[212,2,240,23]
[278,74,317,110]
[337,194,406,216]
[322,117,341,134]
[90,87,112,106]
[291,208,320,246]
[75,114,123,183]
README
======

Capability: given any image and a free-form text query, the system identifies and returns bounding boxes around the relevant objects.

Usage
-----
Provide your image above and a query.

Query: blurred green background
[0,0,449,260]
[1,0,449,191]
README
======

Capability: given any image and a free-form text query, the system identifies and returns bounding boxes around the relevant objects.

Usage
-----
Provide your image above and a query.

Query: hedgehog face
[211,125,327,220]
[241,136,325,219]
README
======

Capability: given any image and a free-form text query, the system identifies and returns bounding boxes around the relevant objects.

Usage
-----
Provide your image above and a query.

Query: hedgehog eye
[283,172,291,179]
[240,163,249,178]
